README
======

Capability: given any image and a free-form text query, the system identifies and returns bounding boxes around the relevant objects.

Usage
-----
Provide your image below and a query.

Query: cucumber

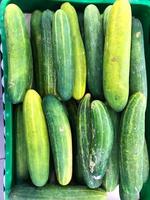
[84,5,104,98]
[23,89,50,187]
[103,0,132,111]
[143,140,149,184]
[43,95,72,186]
[31,10,43,95]
[61,2,86,100]
[77,94,113,188]
[120,92,146,198]
[78,12,85,42]
[53,9,74,101]
[130,17,147,98]
[4,4,33,104]
[41,10,56,96]
[14,104,28,183]
[103,5,112,34]
[10,184,107,200]
[102,105,119,191]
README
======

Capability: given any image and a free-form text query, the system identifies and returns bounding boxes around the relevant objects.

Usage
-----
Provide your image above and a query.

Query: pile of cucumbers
[4,0,149,199]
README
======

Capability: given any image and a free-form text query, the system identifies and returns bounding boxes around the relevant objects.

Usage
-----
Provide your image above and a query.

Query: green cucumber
[4,4,33,104]
[10,184,107,200]
[130,17,147,98]
[31,10,43,95]
[53,9,74,100]
[77,94,113,188]
[102,105,119,191]
[41,10,56,96]
[61,2,86,100]
[103,5,112,34]
[143,140,149,184]
[84,5,104,98]
[120,92,146,198]
[43,95,72,185]
[23,89,50,187]
[103,0,132,111]
[15,104,28,183]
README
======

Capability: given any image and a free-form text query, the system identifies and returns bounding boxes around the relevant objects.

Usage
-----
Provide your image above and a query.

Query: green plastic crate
[0,0,150,199]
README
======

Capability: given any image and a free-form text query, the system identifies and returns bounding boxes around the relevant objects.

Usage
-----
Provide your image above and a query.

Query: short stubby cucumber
[103,0,132,111]
[23,89,50,187]
[120,92,146,198]
[61,2,86,100]
[15,104,28,183]
[41,10,56,96]
[84,4,104,98]
[31,10,43,95]
[103,105,119,191]
[4,4,33,104]
[43,95,72,186]
[10,184,107,200]
[130,17,147,98]
[53,9,74,101]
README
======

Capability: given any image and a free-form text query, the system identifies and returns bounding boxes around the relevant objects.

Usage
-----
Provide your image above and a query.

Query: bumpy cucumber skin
[84,5,104,98]
[143,140,149,184]
[53,10,74,101]
[15,104,28,183]
[31,10,43,95]
[89,101,114,184]
[5,4,33,104]
[61,2,86,100]
[130,17,147,98]
[102,105,119,192]
[23,90,50,187]
[103,0,132,111]
[43,95,72,186]
[41,10,56,96]
[10,184,107,200]
[120,92,146,197]
[103,5,112,34]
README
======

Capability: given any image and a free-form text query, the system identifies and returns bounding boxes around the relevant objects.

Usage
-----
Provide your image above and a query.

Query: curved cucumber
[103,0,132,111]
[41,10,56,96]
[103,106,119,191]
[4,4,33,104]
[53,9,74,100]
[43,95,72,185]
[23,89,50,187]
[120,92,146,197]
[130,17,147,98]
[61,2,86,100]
[15,104,28,183]
[84,5,104,98]
[31,10,43,95]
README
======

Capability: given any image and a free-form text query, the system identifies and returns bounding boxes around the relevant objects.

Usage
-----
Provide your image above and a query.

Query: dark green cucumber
[23,90,50,187]
[4,4,33,104]
[10,184,107,200]
[120,92,146,198]
[77,94,113,188]
[130,17,147,98]
[89,101,113,182]
[102,105,119,191]
[43,95,72,185]
[143,140,149,184]
[53,9,74,100]
[84,5,104,98]
[41,10,56,96]
[31,10,43,95]
[15,104,28,183]
[61,2,86,100]
[103,5,112,34]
